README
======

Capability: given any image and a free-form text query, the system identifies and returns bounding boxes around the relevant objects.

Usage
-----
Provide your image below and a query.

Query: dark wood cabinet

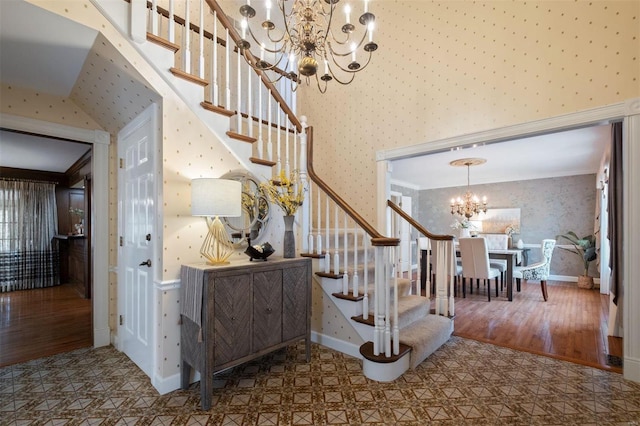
[180,257,311,410]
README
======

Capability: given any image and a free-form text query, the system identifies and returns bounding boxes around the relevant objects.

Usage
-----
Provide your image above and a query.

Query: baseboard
[311,331,362,360]
[624,355,640,383]
[152,371,182,395]
[93,325,111,348]
[549,274,601,285]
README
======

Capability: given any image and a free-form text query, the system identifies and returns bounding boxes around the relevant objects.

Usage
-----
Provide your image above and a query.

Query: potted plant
[555,231,597,289]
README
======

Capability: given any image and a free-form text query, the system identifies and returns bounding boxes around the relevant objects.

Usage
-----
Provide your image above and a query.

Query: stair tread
[398,315,453,369]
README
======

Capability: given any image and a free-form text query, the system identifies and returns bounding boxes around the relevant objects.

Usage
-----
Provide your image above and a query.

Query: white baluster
[225,29,231,110]
[236,48,242,133]
[247,65,252,138]
[324,196,330,274]
[150,0,158,36]
[285,121,290,176]
[342,213,348,295]
[211,13,218,106]
[333,205,339,276]
[168,0,175,43]
[353,228,359,297]
[257,84,263,158]
[307,182,313,254]
[362,233,368,320]
[448,240,455,317]
[267,92,273,162]
[276,108,281,171]
[385,248,391,357]
[293,127,298,172]
[198,0,204,78]
[183,0,191,74]
[316,185,321,255]
[393,246,399,355]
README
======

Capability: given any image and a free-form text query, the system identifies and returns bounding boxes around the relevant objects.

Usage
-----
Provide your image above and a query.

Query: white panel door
[117,105,156,378]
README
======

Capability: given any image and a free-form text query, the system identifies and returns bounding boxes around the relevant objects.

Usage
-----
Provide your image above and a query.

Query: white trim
[377,100,633,162]
[549,274,601,284]
[155,278,181,291]
[390,178,420,191]
[362,352,410,382]
[376,98,640,384]
[311,331,362,360]
[0,113,111,349]
[152,372,182,395]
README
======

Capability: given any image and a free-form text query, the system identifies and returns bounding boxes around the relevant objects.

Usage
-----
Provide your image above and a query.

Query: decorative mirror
[221,170,270,245]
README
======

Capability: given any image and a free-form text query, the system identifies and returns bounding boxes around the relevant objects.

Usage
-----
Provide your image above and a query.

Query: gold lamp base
[200,216,235,265]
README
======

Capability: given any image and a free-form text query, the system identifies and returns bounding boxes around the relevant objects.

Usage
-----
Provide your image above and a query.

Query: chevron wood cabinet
[180,257,312,410]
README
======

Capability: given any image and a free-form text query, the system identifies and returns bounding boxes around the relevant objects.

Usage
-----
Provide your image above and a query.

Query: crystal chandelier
[235,0,378,93]
[449,158,488,219]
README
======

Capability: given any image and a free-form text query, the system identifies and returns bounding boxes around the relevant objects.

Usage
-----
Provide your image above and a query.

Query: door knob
[139,259,152,267]
[145,233,151,241]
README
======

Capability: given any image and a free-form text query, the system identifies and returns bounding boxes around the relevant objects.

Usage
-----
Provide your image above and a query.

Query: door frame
[0,113,111,347]
[376,98,640,383]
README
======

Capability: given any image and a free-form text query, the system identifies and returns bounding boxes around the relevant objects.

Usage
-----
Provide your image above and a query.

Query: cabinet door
[213,274,252,366]
[282,265,308,341]
[253,270,282,352]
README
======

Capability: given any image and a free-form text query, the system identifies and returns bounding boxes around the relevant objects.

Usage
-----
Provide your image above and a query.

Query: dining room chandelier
[235,0,378,93]
[449,158,488,219]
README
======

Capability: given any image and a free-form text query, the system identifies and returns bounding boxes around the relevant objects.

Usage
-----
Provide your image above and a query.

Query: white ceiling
[391,125,611,190]
[0,0,97,173]
[0,0,611,181]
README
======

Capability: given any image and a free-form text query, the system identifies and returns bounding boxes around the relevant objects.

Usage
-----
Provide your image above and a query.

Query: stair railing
[387,200,456,317]
[141,0,301,172]
[132,0,413,360]
[304,127,404,357]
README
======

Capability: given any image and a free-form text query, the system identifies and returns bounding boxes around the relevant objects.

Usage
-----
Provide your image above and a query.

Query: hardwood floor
[0,283,92,367]
[450,278,623,373]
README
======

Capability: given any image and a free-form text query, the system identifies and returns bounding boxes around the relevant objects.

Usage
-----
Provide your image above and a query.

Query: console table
[179,257,311,410]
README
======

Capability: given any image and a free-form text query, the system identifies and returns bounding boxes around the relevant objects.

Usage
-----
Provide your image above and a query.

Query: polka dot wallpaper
[298,0,640,223]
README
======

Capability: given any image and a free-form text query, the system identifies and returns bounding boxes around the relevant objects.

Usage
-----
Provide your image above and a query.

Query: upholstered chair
[513,239,556,301]
[481,233,509,288]
[459,237,501,301]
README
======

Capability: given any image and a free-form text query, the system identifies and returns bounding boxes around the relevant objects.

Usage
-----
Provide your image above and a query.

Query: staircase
[105,0,454,381]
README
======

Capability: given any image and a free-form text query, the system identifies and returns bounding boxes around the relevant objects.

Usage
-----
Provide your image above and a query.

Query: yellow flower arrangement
[260,169,305,216]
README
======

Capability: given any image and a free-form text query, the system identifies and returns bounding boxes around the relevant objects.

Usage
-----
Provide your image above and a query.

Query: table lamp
[191,178,241,265]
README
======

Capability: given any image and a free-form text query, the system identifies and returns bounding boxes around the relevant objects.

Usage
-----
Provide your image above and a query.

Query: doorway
[377,99,640,382]
[0,113,111,354]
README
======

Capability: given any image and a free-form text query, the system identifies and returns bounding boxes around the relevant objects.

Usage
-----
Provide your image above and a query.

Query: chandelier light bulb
[345,4,351,24]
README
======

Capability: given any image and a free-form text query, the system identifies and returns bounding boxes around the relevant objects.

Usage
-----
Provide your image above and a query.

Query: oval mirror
[221,170,270,245]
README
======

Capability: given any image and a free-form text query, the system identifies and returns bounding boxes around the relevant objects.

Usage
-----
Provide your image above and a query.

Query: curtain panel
[0,180,60,292]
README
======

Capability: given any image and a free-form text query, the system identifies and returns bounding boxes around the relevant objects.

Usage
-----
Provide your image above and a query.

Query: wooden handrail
[307,127,399,247]
[387,200,454,241]
[206,0,302,132]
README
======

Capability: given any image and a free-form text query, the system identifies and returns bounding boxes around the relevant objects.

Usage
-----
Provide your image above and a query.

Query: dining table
[483,248,522,301]
[422,246,522,301]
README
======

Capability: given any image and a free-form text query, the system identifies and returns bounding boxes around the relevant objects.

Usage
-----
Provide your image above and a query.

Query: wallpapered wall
[299,0,639,224]
[401,173,600,278]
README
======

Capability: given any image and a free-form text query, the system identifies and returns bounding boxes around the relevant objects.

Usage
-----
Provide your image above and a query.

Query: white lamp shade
[191,178,242,217]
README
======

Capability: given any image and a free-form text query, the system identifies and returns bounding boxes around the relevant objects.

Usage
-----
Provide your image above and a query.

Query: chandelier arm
[314,73,329,94]
[245,24,287,51]
[326,29,370,55]
[328,51,372,74]
[326,70,356,85]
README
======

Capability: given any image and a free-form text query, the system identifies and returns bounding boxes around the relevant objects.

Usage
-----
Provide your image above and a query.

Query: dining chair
[482,233,509,288]
[458,237,501,301]
[513,239,556,301]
